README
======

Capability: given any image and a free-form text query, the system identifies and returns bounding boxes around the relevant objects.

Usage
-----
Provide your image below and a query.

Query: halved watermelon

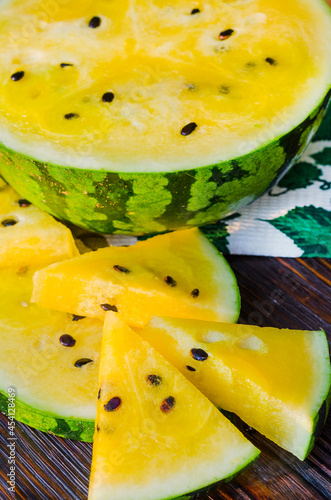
[0,0,330,234]
[138,317,331,460]
[0,180,78,267]
[0,267,103,441]
[32,229,240,327]
[88,313,259,500]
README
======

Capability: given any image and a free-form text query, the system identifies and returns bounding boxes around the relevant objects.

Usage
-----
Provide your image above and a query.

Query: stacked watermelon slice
[1,180,330,500]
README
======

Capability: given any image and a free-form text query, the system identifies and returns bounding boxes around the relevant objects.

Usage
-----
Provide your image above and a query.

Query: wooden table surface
[0,256,330,500]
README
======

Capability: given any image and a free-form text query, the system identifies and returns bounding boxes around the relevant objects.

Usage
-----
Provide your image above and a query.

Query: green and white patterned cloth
[200,107,331,257]
[107,108,331,258]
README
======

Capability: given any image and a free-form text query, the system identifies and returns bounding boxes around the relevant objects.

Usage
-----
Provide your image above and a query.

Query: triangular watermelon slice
[88,313,259,500]
[32,229,240,327]
[137,317,331,460]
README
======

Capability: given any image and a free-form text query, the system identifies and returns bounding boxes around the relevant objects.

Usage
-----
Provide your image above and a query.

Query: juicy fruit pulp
[0,267,103,440]
[0,179,101,440]
[32,229,240,327]
[0,180,78,267]
[138,317,331,460]
[88,314,259,500]
[0,0,330,171]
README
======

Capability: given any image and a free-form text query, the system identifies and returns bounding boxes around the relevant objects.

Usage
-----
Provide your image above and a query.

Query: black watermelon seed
[18,199,31,207]
[186,365,196,372]
[104,397,122,412]
[102,92,115,103]
[98,389,101,400]
[164,276,177,287]
[1,219,17,227]
[314,401,327,438]
[190,348,208,361]
[60,63,74,68]
[64,113,79,120]
[75,358,93,367]
[89,16,101,28]
[72,314,86,321]
[11,71,25,81]
[147,374,162,386]
[113,265,129,273]
[219,29,234,40]
[59,334,76,347]
[265,57,277,66]
[96,424,101,431]
[181,122,197,136]
[101,304,118,312]
[191,8,200,14]
[191,288,200,298]
[160,396,176,413]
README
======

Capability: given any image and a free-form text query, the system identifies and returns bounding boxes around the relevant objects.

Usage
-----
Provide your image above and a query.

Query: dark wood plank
[0,257,330,500]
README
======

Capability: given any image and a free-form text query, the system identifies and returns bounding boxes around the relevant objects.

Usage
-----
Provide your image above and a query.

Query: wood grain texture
[0,257,330,500]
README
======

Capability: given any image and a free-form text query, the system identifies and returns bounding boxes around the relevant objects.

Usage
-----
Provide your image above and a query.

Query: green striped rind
[0,90,330,235]
[304,329,331,459]
[305,391,331,459]
[0,390,94,442]
[305,361,331,458]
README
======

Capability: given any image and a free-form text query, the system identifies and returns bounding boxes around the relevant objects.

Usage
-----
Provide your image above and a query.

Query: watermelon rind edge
[0,390,94,442]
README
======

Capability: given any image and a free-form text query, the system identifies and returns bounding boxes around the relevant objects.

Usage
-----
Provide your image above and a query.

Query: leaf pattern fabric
[203,107,331,257]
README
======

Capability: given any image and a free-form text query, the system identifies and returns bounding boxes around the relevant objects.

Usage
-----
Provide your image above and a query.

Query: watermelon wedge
[32,229,240,327]
[138,317,331,460]
[88,313,259,500]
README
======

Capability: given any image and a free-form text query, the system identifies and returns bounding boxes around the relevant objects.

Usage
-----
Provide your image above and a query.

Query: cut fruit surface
[88,313,259,500]
[0,267,103,441]
[0,0,330,171]
[0,180,78,267]
[32,229,240,327]
[138,317,331,460]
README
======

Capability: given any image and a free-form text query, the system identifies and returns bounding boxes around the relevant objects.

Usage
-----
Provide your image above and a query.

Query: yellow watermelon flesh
[0,179,78,267]
[0,181,102,440]
[138,317,331,460]
[88,313,259,500]
[32,229,240,327]
[0,266,103,440]
[0,0,330,172]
